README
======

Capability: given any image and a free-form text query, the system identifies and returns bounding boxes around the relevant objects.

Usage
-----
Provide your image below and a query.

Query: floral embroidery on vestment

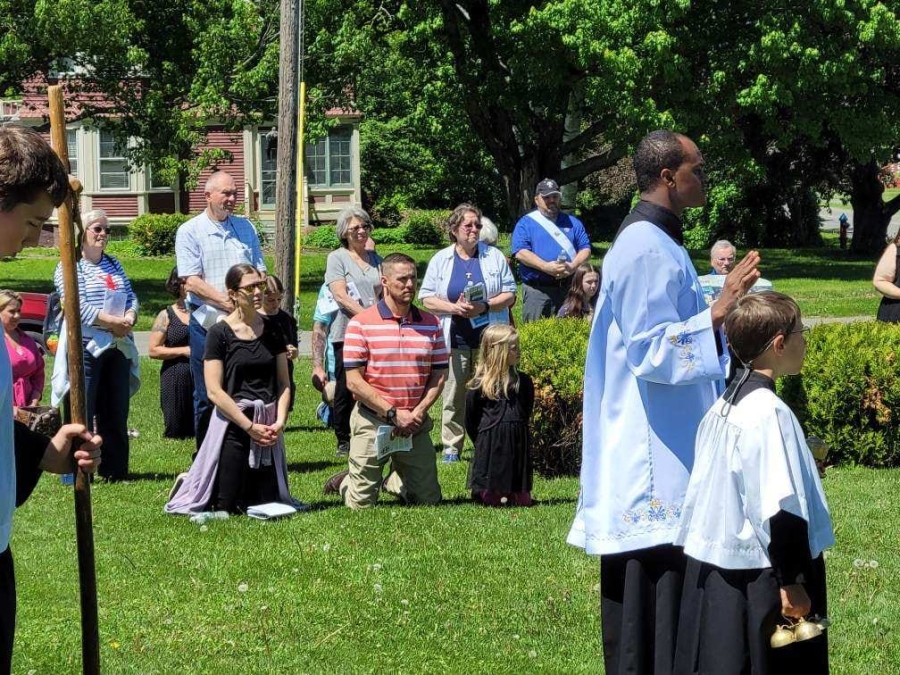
[668,328,696,371]
[622,498,682,525]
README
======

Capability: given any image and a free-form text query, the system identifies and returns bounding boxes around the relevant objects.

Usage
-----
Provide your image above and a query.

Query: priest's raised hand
[711,250,761,328]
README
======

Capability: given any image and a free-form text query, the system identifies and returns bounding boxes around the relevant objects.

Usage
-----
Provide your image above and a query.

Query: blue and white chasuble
[568,210,729,555]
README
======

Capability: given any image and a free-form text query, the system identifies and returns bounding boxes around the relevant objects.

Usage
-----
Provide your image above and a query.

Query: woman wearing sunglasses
[52,208,140,481]
[419,203,516,463]
[166,263,299,515]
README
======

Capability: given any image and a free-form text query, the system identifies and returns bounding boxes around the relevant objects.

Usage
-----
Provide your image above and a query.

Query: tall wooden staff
[47,84,101,675]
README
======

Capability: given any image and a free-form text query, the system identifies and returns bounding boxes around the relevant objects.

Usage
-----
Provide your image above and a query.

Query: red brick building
[1,80,362,231]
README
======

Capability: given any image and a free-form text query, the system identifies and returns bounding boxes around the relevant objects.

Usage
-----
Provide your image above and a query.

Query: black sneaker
[335,441,350,457]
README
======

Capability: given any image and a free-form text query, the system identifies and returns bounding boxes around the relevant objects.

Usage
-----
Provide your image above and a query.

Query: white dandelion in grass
[854,559,865,568]
[237,582,249,593]
[374,583,383,594]
[322,543,331,553]
[529,650,537,659]
[400,599,409,606]
[869,560,879,569]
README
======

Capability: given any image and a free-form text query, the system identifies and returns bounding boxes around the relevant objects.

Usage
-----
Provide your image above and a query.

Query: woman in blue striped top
[53,209,140,480]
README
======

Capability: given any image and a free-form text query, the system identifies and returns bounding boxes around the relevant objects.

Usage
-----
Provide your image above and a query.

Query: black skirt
[468,420,532,493]
[600,544,686,675]
[877,296,900,322]
[674,555,828,675]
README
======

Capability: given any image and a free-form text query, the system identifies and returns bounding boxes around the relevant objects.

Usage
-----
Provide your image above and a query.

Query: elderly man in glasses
[710,239,737,275]
[175,170,267,448]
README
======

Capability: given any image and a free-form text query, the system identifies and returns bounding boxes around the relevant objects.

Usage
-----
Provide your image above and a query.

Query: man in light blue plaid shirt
[175,170,266,447]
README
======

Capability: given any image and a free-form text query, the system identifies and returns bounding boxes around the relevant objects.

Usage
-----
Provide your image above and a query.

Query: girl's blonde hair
[0,289,22,313]
[468,324,519,400]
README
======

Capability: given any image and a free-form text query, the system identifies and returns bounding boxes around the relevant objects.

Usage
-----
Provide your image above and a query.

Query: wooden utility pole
[275,0,300,311]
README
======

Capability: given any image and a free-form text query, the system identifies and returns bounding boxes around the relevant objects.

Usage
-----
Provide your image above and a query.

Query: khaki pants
[441,347,478,454]
[340,404,442,510]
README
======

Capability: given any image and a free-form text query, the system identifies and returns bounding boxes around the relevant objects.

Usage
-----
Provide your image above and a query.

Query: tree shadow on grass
[287,460,333,473]
[107,471,184,483]
[286,424,330,433]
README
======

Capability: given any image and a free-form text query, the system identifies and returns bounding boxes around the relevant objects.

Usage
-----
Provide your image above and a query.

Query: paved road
[819,207,900,239]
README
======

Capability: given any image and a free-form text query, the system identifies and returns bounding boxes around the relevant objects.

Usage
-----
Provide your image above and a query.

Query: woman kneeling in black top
[166,264,298,515]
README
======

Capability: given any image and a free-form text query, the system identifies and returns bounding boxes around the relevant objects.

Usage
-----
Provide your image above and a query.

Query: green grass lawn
[0,237,884,327]
[10,357,900,673]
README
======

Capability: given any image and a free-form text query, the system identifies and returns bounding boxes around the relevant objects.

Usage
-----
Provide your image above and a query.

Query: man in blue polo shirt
[511,178,592,321]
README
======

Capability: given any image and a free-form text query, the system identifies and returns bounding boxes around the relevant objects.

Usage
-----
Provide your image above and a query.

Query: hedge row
[303,209,446,250]
[518,318,590,477]
[780,321,900,467]
[519,318,900,478]
[128,213,267,256]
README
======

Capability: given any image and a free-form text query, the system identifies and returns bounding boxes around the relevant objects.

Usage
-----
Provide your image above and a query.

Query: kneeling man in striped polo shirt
[323,253,448,508]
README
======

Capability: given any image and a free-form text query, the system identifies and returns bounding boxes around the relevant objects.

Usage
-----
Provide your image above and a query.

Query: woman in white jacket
[419,204,516,463]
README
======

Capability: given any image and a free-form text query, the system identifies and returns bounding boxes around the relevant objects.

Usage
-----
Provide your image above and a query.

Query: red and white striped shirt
[344,300,448,410]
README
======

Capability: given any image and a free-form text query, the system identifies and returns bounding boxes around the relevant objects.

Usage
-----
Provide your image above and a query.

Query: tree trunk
[177,167,191,215]
[274,0,299,312]
[849,160,900,255]
[560,82,585,210]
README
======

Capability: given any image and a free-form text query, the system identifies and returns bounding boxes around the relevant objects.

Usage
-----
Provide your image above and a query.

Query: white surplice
[675,388,834,569]
[568,219,729,555]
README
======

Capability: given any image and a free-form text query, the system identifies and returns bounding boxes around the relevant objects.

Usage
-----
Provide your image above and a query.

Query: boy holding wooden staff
[0,125,102,672]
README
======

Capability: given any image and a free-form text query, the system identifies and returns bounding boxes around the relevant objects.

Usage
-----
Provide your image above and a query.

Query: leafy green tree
[1,0,280,203]
[632,0,900,249]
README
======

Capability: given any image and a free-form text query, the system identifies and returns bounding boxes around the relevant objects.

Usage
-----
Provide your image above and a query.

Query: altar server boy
[674,291,834,674]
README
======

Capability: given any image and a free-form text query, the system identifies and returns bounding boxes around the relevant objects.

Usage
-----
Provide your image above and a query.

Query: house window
[147,165,170,190]
[328,127,352,185]
[305,126,352,187]
[98,130,129,190]
[66,129,78,177]
[260,133,277,207]
[306,137,327,186]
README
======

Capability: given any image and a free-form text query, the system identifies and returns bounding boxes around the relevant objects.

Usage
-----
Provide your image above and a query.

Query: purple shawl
[165,399,294,515]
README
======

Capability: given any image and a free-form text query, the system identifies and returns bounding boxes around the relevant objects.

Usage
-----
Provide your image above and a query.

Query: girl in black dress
[262,274,299,411]
[149,268,194,439]
[465,325,534,506]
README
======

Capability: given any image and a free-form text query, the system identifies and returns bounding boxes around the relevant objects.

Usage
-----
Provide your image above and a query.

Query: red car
[17,291,49,349]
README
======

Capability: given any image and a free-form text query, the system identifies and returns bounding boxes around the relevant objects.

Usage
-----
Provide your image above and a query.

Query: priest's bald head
[633,130,707,217]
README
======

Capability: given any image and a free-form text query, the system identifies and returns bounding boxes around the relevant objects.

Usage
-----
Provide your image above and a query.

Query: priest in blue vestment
[568,130,761,675]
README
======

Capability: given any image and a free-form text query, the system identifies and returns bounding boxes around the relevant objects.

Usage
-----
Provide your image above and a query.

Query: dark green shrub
[518,318,591,477]
[371,225,409,246]
[780,321,900,467]
[304,225,340,250]
[517,318,900,476]
[402,209,445,246]
[129,213,191,256]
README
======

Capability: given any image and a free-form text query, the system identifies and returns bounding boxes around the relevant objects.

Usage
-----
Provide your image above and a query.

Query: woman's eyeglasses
[460,222,483,230]
[347,225,372,233]
[237,281,268,293]
[88,225,111,234]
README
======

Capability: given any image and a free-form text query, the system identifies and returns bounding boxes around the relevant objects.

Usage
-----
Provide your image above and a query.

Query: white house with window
[252,113,361,225]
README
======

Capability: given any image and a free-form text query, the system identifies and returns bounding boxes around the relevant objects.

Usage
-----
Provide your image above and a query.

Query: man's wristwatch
[385,407,397,425]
